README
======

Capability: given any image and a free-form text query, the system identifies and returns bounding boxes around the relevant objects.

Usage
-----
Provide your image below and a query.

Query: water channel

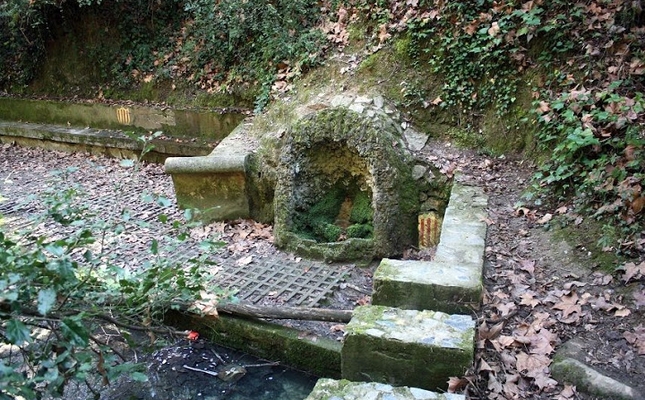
[0,96,246,142]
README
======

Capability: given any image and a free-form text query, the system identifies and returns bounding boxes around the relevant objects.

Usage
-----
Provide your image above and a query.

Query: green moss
[313,221,343,242]
[346,223,373,239]
[349,190,372,224]
[165,311,341,378]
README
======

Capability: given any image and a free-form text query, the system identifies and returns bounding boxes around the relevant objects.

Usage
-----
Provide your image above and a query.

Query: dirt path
[419,141,645,399]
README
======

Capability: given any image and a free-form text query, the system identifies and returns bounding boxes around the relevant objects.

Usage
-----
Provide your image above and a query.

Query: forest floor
[1,141,644,399]
[420,140,645,399]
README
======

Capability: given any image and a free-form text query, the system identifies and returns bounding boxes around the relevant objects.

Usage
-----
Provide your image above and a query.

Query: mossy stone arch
[273,107,419,261]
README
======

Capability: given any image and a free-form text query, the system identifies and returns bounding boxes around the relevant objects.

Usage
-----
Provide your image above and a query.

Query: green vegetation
[0,0,325,109]
[0,142,223,398]
[0,0,642,266]
[293,185,374,243]
[387,0,645,252]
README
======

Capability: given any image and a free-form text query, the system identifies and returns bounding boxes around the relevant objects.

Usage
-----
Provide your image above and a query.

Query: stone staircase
[306,181,488,400]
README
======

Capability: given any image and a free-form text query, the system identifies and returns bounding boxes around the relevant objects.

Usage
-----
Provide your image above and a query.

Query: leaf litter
[419,139,645,399]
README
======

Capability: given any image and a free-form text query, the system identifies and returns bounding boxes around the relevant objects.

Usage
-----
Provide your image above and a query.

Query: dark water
[0,97,245,142]
[103,340,318,400]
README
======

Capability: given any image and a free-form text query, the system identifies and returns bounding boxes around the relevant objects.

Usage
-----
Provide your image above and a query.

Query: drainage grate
[0,157,345,307]
[214,258,346,307]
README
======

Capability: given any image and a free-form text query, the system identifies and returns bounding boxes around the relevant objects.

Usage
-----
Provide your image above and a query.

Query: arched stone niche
[273,108,419,261]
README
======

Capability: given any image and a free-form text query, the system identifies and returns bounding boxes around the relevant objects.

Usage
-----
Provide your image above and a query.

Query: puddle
[97,340,318,400]
[0,97,245,142]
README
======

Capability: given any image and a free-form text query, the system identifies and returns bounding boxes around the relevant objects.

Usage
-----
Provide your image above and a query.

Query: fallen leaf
[563,280,587,290]
[621,261,645,283]
[552,292,581,318]
[555,205,568,214]
[447,376,468,393]
[557,384,577,399]
[479,358,494,372]
[537,213,553,224]
[496,302,517,317]
[235,255,253,266]
[488,21,500,36]
[519,259,536,274]
[623,325,645,354]
[614,308,631,317]
[329,324,345,333]
[519,292,541,308]
[516,352,550,375]
[479,321,504,340]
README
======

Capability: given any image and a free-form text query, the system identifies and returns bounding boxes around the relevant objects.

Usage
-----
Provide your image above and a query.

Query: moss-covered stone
[349,190,373,224]
[305,379,466,400]
[341,305,475,392]
[273,107,419,261]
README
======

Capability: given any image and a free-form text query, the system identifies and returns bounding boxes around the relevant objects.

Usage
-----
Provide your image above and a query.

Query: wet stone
[305,379,466,400]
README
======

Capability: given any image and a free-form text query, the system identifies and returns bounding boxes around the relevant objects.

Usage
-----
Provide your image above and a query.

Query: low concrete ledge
[372,182,487,313]
[305,379,465,400]
[0,121,210,161]
[341,305,474,392]
[552,339,643,400]
[372,258,481,314]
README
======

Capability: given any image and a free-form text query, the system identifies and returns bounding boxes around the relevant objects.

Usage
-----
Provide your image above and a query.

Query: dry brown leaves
[470,195,645,398]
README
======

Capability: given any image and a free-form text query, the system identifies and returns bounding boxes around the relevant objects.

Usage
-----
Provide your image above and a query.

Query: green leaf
[5,319,31,345]
[44,244,65,257]
[150,239,159,255]
[120,159,135,168]
[37,288,57,316]
[61,317,89,346]
[156,196,171,207]
[130,371,149,382]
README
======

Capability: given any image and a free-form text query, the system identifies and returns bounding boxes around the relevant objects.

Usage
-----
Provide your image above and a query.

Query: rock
[341,305,475,392]
[552,339,644,400]
[412,165,427,180]
[348,103,365,113]
[354,96,373,104]
[373,96,385,109]
[404,128,429,151]
[330,95,355,108]
[305,379,466,400]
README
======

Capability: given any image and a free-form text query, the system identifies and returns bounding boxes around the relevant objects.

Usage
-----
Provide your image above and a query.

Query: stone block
[305,379,466,400]
[341,306,474,392]
[372,258,482,314]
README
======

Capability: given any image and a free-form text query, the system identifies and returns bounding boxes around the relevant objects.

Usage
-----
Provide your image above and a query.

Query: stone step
[372,182,488,314]
[305,379,466,400]
[341,305,475,392]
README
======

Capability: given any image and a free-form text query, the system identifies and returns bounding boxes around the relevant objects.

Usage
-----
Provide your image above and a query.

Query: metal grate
[214,258,346,307]
[0,156,345,307]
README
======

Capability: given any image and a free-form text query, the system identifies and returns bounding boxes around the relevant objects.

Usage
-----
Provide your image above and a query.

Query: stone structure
[272,108,419,261]
[165,92,451,261]
[305,379,466,400]
[341,305,475,392]
[372,183,487,313]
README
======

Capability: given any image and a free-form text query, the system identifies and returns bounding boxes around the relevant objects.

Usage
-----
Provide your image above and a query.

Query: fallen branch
[214,302,352,323]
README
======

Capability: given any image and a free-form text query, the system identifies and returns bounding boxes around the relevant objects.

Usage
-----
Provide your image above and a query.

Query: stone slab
[305,379,466,400]
[372,182,487,313]
[372,258,482,314]
[341,305,475,392]
[164,125,258,221]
